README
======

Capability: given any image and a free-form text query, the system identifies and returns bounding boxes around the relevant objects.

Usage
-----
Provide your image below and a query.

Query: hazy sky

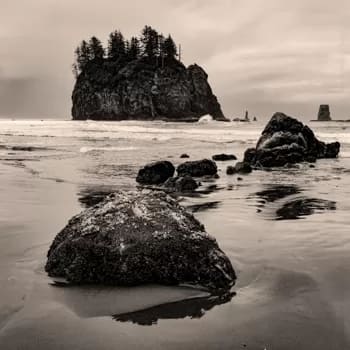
[1,0,350,120]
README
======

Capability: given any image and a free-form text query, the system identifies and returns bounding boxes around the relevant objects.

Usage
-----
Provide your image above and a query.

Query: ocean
[0,119,349,349]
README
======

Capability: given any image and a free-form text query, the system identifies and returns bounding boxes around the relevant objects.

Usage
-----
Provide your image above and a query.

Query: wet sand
[0,120,349,349]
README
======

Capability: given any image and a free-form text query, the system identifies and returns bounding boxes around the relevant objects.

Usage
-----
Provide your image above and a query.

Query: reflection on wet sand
[187,201,220,213]
[113,292,235,326]
[254,184,302,203]
[251,183,336,220]
[276,197,336,220]
[49,283,214,319]
[78,187,115,208]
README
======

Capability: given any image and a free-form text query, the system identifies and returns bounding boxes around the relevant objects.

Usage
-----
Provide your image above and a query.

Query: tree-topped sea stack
[71,26,226,121]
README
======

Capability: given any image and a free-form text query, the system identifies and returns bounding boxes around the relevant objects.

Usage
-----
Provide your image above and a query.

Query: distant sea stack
[317,105,331,121]
[71,26,227,122]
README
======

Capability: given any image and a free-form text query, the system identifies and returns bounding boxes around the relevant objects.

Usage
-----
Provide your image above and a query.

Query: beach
[0,119,349,349]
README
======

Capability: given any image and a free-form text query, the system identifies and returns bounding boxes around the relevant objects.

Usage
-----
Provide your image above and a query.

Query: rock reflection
[113,292,235,326]
[252,184,336,220]
[198,184,225,195]
[78,187,115,208]
[255,184,302,202]
[276,198,336,220]
[187,201,220,213]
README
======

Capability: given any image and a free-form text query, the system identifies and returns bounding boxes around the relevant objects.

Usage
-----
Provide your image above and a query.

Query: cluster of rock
[243,112,340,168]
[72,58,227,122]
[45,111,342,292]
[136,158,220,192]
[45,190,236,291]
[136,153,249,193]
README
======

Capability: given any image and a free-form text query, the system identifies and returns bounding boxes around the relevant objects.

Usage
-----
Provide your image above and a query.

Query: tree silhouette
[162,35,177,58]
[73,40,91,76]
[72,26,181,77]
[141,26,159,59]
[108,30,126,61]
[127,36,141,61]
[88,36,105,61]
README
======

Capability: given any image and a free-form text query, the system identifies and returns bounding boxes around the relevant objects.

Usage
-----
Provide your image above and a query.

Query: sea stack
[317,105,331,121]
[71,26,227,122]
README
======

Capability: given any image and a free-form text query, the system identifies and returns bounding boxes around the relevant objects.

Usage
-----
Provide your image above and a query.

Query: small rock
[212,154,237,161]
[226,166,235,175]
[180,154,190,159]
[163,176,198,192]
[11,146,34,151]
[177,159,217,177]
[237,177,243,181]
[235,162,252,174]
[227,162,252,175]
[136,161,175,185]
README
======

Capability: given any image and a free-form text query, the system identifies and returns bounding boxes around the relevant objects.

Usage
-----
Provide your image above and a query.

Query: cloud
[0,0,350,119]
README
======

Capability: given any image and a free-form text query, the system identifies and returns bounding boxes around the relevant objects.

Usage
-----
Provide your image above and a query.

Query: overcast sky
[1,0,350,120]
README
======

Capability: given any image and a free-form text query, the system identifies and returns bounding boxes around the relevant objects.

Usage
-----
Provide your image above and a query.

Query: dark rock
[243,112,340,168]
[177,159,217,177]
[318,105,331,121]
[163,176,198,192]
[11,146,34,151]
[45,190,236,290]
[234,162,252,174]
[226,166,235,175]
[72,58,227,122]
[237,177,243,181]
[212,154,237,161]
[180,154,190,159]
[136,161,175,185]
[226,162,252,175]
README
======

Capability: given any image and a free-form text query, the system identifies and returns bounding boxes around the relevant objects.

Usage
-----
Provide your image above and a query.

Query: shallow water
[0,119,349,349]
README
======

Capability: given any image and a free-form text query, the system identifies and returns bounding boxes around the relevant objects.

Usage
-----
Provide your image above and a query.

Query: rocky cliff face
[72,58,226,121]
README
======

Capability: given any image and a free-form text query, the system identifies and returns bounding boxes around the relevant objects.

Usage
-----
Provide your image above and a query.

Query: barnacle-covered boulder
[45,190,236,291]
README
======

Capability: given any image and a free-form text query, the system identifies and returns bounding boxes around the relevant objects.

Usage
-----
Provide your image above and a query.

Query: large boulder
[177,159,217,177]
[243,112,340,168]
[45,190,236,291]
[136,161,175,185]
